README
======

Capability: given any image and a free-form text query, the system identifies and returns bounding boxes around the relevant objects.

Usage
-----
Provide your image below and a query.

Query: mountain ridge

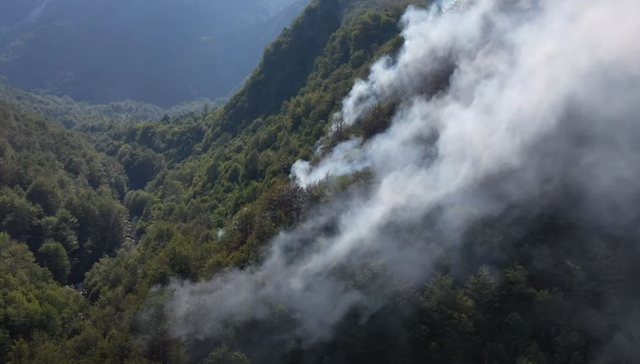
[0,0,310,106]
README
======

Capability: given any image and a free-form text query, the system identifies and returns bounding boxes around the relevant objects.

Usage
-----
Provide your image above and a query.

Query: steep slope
[2,0,640,363]
[0,1,421,361]
[142,0,640,362]
[0,0,309,106]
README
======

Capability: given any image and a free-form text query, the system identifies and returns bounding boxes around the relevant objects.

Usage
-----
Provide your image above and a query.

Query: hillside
[0,0,309,106]
[1,0,639,363]
[0,1,426,361]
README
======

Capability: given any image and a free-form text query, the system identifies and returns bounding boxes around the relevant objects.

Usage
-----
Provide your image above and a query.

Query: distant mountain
[0,0,309,106]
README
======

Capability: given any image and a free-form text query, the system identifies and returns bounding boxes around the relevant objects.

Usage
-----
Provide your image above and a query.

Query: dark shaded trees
[0,103,129,283]
[117,145,165,190]
[37,241,70,283]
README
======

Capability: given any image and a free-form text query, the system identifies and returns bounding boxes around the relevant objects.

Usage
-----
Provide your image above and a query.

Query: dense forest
[1,0,639,363]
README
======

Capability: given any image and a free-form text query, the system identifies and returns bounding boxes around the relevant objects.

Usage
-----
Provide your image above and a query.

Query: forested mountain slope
[0,0,309,106]
[0,1,426,361]
[1,0,639,363]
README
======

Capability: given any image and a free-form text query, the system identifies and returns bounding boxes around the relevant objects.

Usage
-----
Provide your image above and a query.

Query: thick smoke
[169,0,640,355]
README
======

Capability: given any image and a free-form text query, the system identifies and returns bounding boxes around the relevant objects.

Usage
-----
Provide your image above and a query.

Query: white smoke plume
[169,0,640,351]
[290,138,368,187]
[28,0,56,22]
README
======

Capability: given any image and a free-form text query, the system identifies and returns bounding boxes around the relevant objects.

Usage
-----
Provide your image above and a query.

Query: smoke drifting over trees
[168,0,640,361]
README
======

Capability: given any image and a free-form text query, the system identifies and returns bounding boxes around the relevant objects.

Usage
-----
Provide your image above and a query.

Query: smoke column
[169,0,640,351]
